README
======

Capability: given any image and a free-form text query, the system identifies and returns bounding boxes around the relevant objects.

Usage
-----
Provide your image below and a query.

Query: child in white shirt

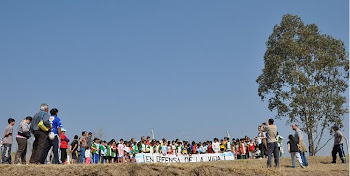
[85,146,91,164]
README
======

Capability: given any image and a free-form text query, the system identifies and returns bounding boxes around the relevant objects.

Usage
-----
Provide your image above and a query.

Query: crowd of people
[1,104,347,167]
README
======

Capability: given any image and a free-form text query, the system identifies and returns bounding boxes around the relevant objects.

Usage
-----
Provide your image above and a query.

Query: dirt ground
[0,156,348,176]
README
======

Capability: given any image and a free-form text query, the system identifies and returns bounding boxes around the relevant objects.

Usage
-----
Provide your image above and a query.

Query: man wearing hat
[331,125,346,164]
[60,128,70,164]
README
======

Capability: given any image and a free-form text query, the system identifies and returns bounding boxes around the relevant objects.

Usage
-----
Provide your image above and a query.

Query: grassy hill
[0,156,348,176]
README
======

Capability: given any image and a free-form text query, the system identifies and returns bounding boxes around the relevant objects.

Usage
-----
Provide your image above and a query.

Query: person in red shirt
[208,141,213,153]
[248,139,255,159]
[146,136,151,146]
[60,128,70,164]
[191,141,197,154]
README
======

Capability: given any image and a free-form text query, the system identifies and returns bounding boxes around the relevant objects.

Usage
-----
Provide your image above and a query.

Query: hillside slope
[0,156,348,176]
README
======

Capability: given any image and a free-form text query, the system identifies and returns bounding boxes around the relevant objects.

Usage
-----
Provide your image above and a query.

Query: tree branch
[315,136,334,154]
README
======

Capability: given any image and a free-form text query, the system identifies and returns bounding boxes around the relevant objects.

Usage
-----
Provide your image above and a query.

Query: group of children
[69,135,271,164]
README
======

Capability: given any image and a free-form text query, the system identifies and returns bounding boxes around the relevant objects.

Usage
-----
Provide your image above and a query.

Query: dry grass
[0,156,348,176]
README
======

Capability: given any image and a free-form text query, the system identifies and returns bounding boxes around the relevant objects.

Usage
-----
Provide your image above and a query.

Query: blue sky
[0,0,348,156]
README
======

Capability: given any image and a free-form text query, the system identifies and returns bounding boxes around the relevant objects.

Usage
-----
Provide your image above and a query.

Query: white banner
[135,152,235,163]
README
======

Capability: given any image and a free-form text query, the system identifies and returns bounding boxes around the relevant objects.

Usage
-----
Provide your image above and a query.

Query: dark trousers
[60,148,67,163]
[259,143,267,158]
[332,144,346,163]
[40,136,59,164]
[267,142,279,167]
[30,130,48,164]
[15,137,27,164]
[2,143,12,164]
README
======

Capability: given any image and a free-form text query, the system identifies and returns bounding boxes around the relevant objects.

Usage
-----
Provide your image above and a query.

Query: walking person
[40,108,62,164]
[287,135,304,168]
[15,116,32,164]
[292,124,308,167]
[2,118,15,164]
[29,104,51,164]
[331,125,346,164]
[262,119,279,167]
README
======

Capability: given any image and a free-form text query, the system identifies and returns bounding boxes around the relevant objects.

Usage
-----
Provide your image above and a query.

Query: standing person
[146,136,151,146]
[277,132,284,157]
[79,131,88,163]
[105,141,112,163]
[207,141,213,153]
[2,118,15,164]
[30,104,51,164]
[111,140,117,163]
[248,139,255,159]
[331,125,346,164]
[70,135,79,164]
[40,108,62,164]
[235,139,241,159]
[60,128,70,164]
[85,146,91,164]
[15,116,32,164]
[258,126,267,158]
[226,138,231,152]
[262,119,279,168]
[292,124,308,167]
[140,136,145,142]
[287,135,304,168]
[87,132,93,161]
[161,141,168,155]
[100,141,106,164]
[212,138,220,153]
[191,141,198,154]
[87,132,93,148]
[239,139,247,159]
[176,142,183,155]
[117,139,125,163]
[219,140,226,153]
[91,138,100,164]
[171,141,177,155]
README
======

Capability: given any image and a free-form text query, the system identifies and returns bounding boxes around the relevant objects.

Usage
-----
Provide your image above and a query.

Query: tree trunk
[307,129,315,156]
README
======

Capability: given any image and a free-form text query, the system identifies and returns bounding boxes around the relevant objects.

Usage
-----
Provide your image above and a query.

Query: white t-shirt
[199,145,207,153]
[155,145,160,153]
[177,145,182,154]
[257,132,265,145]
[226,141,231,151]
[149,146,154,154]
[85,149,91,158]
[212,142,220,153]
[124,146,130,153]
[277,135,283,147]
[101,146,106,155]
[141,144,146,153]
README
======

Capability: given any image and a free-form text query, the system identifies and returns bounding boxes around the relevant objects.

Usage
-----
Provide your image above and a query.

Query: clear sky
[0,0,348,156]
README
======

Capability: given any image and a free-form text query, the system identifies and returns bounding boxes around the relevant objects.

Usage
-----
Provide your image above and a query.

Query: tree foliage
[257,14,349,156]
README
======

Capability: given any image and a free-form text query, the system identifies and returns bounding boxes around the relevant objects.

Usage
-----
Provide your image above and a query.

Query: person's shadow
[320,161,332,164]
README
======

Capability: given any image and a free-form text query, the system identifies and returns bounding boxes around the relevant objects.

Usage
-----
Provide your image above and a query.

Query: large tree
[256,14,349,156]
